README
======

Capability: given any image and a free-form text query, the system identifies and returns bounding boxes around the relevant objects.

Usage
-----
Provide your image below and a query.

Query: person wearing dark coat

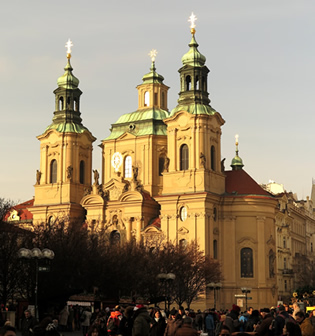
[255,308,273,336]
[21,310,38,336]
[132,305,151,336]
[150,309,166,336]
[224,305,241,334]
[164,310,182,336]
[175,317,199,336]
[120,307,134,336]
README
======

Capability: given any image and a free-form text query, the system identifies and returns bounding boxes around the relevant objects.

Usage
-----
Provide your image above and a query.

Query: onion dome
[181,34,206,67]
[231,135,244,170]
[57,58,79,89]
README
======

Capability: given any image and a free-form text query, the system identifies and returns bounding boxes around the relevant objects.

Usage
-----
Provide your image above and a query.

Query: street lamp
[157,273,176,311]
[18,248,54,319]
[207,282,222,309]
[241,287,251,311]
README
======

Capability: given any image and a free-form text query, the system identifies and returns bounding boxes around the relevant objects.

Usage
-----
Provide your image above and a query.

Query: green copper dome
[231,150,244,170]
[142,61,164,84]
[181,35,206,67]
[57,59,79,89]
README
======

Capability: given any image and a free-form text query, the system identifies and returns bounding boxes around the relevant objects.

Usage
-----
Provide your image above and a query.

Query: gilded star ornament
[149,49,158,62]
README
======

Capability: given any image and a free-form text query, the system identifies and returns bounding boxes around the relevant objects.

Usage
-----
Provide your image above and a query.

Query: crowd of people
[0,302,315,336]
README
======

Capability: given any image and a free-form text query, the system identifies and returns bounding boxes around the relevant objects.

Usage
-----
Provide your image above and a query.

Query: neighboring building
[262,181,315,303]
[7,18,301,309]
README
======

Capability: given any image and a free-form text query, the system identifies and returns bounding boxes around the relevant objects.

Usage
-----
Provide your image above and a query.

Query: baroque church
[10,17,282,309]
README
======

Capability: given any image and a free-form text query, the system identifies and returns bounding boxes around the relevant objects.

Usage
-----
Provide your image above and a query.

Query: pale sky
[1,1,315,203]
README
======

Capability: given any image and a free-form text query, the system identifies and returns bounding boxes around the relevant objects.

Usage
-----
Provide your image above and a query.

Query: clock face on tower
[111,152,123,171]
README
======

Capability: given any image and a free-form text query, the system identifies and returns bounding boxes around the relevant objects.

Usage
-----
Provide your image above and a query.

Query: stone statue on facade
[36,170,42,185]
[93,169,99,185]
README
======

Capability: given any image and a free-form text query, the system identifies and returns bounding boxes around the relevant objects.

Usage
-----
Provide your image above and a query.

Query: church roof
[4,199,34,222]
[105,107,168,140]
[225,169,272,197]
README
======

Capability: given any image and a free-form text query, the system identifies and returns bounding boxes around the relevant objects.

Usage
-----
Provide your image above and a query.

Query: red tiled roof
[4,199,34,221]
[225,169,271,197]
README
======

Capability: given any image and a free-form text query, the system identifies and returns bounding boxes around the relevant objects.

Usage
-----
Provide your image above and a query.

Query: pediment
[237,236,257,245]
[119,191,143,202]
[80,194,105,207]
[103,178,129,201]
[116,132,136,140]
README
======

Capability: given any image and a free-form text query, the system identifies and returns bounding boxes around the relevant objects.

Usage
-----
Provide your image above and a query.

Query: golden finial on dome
[65,38,73,59]
[235,134,239,146]
[188,12,197,35]
[149,49,158,62]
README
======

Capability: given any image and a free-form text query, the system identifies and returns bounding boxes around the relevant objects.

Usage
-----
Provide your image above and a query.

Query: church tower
[157,14,225,254]
[80,52,168,241]
[31,40,96,224]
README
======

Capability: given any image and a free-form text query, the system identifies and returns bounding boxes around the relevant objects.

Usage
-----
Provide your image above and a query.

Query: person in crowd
[195,310,203,332]
[164,309,182,336]
[150,308,166,336]
[120,306,134,336]
[178,308,186,320]
[273,305,292,336]
[309,310,315,328]
[205,310,215,336]
[224,305,241,333]
[33,317,60,336]
[21,310,38,336]
[0,326,16,336]
[245,309,261,332]
[215,315,226,336]
[87,324,100,336]
[254,308,273,336]
[59,305,69,331]
[295,311,314,336]
[107,306,123,336]
[218,326,230,336]
[283,321,302,336]
[239,307,252,331]
[132,305,151,336]
[175,317,198,336]
[81,308,92,336]
[292,303,301,321]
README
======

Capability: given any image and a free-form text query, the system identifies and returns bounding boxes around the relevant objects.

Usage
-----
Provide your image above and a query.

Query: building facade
[10,19,311,309]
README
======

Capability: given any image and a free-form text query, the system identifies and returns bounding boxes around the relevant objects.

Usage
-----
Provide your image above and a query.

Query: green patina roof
[170,103,217,117]
[43,57,93,136]
[44,121,89,134]
[142,61,164,84]
[57,58,79,89]
[181,34,206,67]
[105,107,169,140]
[231,150,244,170]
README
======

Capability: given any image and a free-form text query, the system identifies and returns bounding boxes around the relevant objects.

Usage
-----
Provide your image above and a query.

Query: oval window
[180,206,187,221]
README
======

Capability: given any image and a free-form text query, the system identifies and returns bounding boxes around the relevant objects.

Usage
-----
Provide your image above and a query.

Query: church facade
[23,20,282,309]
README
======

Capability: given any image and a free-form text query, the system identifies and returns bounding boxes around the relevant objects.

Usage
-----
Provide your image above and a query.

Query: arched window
[283,257,287,269]
[80,160,85,184]
[213,240,218,259]
[283,236,286,248]
[50,159,57,183]
[311,242,313,253]
[211,146,216,171]
[180,144,189,171]
[213,207,217,221]
[159,156,165,176]
[74,98,78,111]
[195,75,199,90]
[125,156,132,178]
[186,75,191,90]
[59,97,64,110]
[179,239,187,250]
[161,92,165,108]
[241,247,253,278]
[110,230,120,246]
[144,91,150,106]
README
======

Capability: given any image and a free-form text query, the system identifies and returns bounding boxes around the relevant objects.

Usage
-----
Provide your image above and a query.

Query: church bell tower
[31,40,96,224]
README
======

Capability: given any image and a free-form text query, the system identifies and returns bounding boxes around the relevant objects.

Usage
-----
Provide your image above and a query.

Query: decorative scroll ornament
[111,152,123,172]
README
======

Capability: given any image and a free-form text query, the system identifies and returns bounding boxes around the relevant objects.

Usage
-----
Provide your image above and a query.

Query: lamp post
[157,273,176,311]
[207,282,222,309]
[241,287,251,311]
[18,248,54,319]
